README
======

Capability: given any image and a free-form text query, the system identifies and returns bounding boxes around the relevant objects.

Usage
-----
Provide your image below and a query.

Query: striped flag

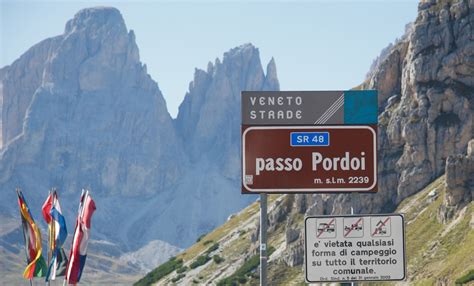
[16,189,47,279]
[42,191,68,281]
[66,190,96,284]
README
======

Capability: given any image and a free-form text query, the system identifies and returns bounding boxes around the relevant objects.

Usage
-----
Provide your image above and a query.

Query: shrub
[190,255,211,269]
[203,240,214,245]
[205,242,219,254]
[171,273,185,283]
[213,255,224,264]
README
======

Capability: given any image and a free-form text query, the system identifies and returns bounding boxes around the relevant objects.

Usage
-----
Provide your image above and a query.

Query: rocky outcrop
[268,196,290,232]
[282,237,304,267]
[439,139,473,221]
[365,24,413,111]
[285,227,300,245]
[445,139,474,204]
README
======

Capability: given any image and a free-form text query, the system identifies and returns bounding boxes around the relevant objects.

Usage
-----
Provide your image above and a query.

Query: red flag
[42,193,53,224]
[66,190,96,284]
[81,195,96,228]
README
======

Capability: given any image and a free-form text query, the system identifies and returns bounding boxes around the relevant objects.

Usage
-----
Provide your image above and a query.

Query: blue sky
[1,1,418,117]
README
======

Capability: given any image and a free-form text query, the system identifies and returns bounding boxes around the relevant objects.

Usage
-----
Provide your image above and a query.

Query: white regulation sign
[304,214,406,283]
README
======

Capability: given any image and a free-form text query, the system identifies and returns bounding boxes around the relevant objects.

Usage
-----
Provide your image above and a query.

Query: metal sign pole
[260,193,268,286]
[351,207,357,286]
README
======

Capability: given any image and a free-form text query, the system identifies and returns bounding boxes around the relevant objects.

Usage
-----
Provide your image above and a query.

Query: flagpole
[47,190,52,286]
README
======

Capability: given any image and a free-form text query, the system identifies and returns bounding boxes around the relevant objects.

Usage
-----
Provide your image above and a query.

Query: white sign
[304,214,406,283]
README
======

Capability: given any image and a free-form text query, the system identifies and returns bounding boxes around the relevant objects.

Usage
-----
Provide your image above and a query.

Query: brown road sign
[241,125,377,193]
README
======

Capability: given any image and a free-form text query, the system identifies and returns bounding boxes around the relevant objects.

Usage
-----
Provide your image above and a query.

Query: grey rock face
[282,238,304,267]
[268,196,290,232]
[0,36,62,147]
[263,58,280,91]
[377,0,473,207]
[320,0,473,216]
[445,139,474,207]
[439,138,473,221]
[285,227,300,245]
[283,0,473,267]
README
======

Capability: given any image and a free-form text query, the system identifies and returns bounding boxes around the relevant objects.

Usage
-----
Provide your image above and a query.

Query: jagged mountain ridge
[176,48,279,180]
[0,6,279,284]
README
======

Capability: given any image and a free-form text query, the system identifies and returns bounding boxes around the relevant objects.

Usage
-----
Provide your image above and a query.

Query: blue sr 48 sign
[290,132,329,147]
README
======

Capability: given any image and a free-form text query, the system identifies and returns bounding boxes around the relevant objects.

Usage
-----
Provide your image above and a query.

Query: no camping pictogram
[316,218,336,238]
[343,217,363,238]
[371,216,391,237]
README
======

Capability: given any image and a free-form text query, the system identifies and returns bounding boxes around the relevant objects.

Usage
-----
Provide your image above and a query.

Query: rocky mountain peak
[45,7,141,91]
[264,57,279,91]
[0,7,142,148]
[224,43,258,59]
[65,7,126,37]
[266,57,277,78]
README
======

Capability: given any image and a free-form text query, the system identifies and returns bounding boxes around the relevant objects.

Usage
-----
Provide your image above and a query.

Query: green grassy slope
[394,176,474,285]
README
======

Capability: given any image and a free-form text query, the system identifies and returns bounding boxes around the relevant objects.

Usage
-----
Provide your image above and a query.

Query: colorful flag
[42,191,68,281]
[41,192,53,224]
[16,189,47,279]
[66,190,96,284]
